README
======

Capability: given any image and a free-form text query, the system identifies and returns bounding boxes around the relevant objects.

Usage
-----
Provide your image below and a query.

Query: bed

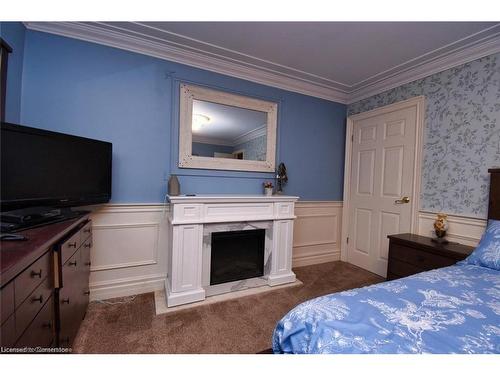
[272,169,500,354]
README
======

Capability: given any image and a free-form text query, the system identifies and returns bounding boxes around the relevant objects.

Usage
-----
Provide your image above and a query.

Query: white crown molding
[24,22,350,104]
[232,124,267,145]
[348,32,500,103]
[192,124,267,147]
[24,22,500,105]
[192,134,234,146]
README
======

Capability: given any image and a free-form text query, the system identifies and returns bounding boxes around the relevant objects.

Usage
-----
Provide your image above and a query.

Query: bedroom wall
[20,30,347,202]
[10,28,346,299]
[0,22,25,123]
[348,52,500,220]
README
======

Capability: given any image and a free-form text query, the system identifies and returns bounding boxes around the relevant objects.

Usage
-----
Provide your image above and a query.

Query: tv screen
[1,122,112,211]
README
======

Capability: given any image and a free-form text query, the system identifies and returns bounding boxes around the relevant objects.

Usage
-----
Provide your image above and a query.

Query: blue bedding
[272,264,500,353]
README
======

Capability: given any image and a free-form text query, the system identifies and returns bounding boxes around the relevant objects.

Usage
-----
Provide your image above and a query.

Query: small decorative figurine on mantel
[432,213,449,244]
[263,182,274,196]
[276,162,288,194]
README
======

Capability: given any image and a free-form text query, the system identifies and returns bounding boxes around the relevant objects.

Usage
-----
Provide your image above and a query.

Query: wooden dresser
[0,215,92,351]
[387,233,475,281]
[55,220,92,348]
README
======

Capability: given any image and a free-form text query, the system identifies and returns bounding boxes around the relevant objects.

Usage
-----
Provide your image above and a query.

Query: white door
[347,103,419,276]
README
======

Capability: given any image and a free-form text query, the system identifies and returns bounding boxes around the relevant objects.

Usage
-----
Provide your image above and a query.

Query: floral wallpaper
[348,53,500,219]
[235,134,267,161]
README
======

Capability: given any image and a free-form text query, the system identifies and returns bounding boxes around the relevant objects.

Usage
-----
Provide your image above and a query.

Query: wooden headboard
[488,168,500,220]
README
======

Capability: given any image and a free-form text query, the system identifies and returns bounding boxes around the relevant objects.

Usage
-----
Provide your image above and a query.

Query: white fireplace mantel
[165,194,299,307]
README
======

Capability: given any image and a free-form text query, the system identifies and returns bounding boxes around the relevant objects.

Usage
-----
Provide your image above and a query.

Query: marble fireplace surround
[165,194,298,307]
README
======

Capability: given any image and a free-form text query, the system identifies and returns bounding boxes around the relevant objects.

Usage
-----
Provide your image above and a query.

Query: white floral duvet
[272,264,500,353]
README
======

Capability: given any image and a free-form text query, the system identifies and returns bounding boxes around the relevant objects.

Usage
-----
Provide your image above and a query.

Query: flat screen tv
[1,122,112,212]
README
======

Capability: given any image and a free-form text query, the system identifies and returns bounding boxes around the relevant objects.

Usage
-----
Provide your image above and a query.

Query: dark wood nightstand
[386,233,475,281]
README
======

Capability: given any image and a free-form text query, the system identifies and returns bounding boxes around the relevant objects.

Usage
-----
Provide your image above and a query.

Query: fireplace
[165,194,298,307]
[210,229,265,285]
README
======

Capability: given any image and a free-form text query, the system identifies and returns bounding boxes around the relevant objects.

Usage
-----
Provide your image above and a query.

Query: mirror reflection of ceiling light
[192,114,211,131]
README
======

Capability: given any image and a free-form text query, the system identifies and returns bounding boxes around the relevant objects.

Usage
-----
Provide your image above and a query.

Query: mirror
[179,84,277,172]
[191,100,267,161]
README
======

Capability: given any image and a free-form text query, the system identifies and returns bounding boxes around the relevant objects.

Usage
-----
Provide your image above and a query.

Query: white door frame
[340,96,426,262]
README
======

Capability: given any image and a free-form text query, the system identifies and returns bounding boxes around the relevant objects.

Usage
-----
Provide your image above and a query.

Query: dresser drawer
[79,238,92,317]
[389,244,456,270]
[81,221,92,242]
[58,286,80,348]
[0,313,16,347]
[61,251,79,289]
[61,231,82,265]
[15,276,52,337]
[388,258,424,279]
[15,295,54,349]
[1,282,14,324]
[14,251,52,307]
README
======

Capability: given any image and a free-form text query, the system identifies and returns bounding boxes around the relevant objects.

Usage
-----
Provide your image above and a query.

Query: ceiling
[25,22,500,103]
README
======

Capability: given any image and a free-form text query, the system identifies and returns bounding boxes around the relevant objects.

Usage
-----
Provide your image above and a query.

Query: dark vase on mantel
[168,175,180,196]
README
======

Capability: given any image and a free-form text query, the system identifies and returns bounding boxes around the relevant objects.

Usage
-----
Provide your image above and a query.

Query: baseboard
[89,273,166,301]
[293,250,341,268]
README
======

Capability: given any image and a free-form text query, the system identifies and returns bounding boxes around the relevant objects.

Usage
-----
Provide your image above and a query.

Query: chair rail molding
[24,22,500,105]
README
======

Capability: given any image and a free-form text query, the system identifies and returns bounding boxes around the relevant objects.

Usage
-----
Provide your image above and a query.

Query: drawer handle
[62,298,70,304]
[32,295,44,304]
[84,243,92,248]
[69,260,77,267]
[42,321,52,329]
[84,291,90,296]
[68,242,77,248]
[30,269,42,278]
[85,261,91,266]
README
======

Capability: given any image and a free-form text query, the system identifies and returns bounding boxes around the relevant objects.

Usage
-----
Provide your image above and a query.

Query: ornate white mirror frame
[178,83,277,172]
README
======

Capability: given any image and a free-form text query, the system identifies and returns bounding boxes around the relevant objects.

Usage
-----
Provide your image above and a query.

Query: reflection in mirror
[191,100,268,161]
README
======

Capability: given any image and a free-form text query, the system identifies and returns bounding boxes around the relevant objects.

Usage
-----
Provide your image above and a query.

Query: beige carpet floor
[73,261,384,354]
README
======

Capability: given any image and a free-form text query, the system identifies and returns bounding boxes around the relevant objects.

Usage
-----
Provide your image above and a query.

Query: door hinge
[351,134,354,142]
[346,237,349,244]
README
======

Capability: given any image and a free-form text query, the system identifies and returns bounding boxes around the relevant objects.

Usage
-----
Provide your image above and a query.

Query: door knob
[395,196,410,204]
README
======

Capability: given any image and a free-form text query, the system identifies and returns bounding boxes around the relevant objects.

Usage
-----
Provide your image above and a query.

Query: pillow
[463,219,500,270]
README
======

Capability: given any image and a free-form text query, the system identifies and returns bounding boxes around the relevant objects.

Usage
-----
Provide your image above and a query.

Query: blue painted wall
[0,22,26,123]
[17,30,346,203]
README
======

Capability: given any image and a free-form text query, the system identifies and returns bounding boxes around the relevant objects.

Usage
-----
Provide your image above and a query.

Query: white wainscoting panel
[87,201,343,301]
[417,211,486,247]
[87,203,486,300]
[88,204,169,301]
[293,201,343,267]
